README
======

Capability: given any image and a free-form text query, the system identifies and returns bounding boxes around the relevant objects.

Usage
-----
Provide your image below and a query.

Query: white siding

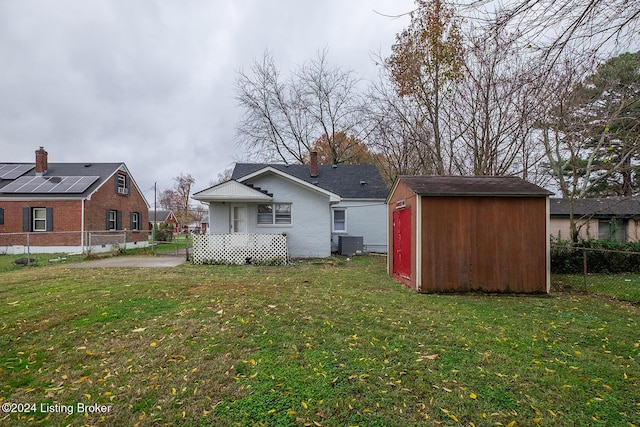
[331,200,388,253]
[208,203,231,234]
[246,174,331,258]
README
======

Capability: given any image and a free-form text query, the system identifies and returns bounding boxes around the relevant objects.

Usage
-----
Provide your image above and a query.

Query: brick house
[149,210,180,232]
[0,147,149,254]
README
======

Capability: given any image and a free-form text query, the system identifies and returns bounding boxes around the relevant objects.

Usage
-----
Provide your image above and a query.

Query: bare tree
[463,0,640,63]
[235,49,368,164]
[448,26,549,181]
[159,173,196,226]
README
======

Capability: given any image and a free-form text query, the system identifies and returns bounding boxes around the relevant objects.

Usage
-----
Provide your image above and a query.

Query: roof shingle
[397,175,551,196]
[232,163,389,199]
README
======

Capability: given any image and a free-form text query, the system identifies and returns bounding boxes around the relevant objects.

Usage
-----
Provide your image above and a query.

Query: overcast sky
[0,0,415,204]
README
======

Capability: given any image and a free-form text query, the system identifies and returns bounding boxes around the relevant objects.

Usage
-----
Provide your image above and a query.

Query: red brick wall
[84,171,149,242]
[0,170,149,247]
[0,200,83,246]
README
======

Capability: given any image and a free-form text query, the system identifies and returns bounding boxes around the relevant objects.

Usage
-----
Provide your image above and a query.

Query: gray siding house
[192,156,388,259]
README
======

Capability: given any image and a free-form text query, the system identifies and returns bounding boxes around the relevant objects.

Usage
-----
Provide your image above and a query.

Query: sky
[0,0,415,205]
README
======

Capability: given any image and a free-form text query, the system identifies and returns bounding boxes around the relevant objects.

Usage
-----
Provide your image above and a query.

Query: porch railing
[191,233,288,265]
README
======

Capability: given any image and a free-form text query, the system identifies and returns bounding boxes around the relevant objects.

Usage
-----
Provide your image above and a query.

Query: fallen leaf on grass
[416,353,439,362]
[132,327,146,333]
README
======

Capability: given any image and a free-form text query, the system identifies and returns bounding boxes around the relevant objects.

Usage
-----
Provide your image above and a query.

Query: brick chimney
[35,146,48,176]
[310,151,318,178]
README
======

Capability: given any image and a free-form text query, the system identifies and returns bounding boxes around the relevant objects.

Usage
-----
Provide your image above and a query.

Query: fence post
[185,234,189,261]
[26,233,31,267]
[582,249,588,292]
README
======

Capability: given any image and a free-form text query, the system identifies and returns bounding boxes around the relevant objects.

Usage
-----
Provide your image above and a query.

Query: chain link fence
[0,230,149,256]
[551,244,640,303]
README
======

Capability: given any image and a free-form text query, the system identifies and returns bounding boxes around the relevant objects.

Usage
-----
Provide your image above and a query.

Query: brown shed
[387,176,551,294]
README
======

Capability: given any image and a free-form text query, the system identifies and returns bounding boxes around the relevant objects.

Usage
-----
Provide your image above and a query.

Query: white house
[192,154,388,261]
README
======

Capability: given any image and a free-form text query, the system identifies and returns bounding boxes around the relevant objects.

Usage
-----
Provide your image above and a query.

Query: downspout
[81,199,85,253]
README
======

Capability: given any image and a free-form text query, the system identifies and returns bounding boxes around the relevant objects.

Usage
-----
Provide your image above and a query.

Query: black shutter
[116,210,122,230]
[0,208,4,225]
[22,207,31,231]
[106,209,111,230]
[125,175,130,194]
[46,207,53,231]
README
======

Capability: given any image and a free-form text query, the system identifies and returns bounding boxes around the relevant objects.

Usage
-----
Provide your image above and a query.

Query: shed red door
[393,208,412,279]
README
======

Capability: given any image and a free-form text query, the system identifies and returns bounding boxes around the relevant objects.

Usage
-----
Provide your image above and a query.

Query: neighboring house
[0,147,149,254]
[200,215,209,234]
[549,197,640,242]
[192,153,388,259]
[387,175,551,294]
[149,209,180,232]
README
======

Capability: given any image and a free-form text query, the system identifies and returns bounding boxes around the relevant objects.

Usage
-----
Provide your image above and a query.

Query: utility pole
[153,182,157,253]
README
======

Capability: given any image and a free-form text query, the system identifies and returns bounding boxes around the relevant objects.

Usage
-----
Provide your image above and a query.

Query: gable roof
[0,162,146,204]
[149,210,175,222]
[550,197,640,218]
[232,163,388,199]
[394,175,551,197]
[192,179,274,203]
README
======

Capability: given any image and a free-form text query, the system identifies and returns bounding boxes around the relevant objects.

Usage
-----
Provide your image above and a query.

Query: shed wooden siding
[420,196,548,293]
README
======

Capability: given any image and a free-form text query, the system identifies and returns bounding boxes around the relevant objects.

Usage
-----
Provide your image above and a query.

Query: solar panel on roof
[0,176,100,194]
[0,164,34,179]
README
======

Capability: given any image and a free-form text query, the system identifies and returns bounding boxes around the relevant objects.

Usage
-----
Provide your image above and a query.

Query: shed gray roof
[0,162,124,199]
[232,163,389,199]
[550,197,640,218]
[397,175,551,196]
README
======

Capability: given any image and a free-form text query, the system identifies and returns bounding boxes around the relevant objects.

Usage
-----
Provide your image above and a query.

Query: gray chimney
[310,151,318,178]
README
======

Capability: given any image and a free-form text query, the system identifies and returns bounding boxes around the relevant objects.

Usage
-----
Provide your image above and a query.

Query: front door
[393,208,412,280]
[231,205,247,233]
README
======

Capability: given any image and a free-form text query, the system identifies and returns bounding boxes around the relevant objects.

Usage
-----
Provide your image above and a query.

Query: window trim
[130,212,140,231]
[33,207,47,232]
[256,203,292,226]
[332,208,347,233]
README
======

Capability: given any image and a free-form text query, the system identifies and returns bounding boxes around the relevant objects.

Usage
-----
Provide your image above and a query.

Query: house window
[106,209,122,230]
[598,218,626,242]
[257,203,291,225]
[22,207,53,232]
[0,208,4,225]
[116,173,129,195]
[333,209,346,232]
[33,208,47,231]
[130,212,140,231]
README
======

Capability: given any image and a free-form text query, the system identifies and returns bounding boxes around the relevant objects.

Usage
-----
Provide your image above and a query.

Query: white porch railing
[191,233,288,265]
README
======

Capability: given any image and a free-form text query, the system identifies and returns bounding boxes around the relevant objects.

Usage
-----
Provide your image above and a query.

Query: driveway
[71,254,187,268]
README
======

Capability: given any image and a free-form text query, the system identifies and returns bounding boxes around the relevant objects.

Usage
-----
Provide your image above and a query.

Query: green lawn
[1,256,638,426]
[552,273,640,303]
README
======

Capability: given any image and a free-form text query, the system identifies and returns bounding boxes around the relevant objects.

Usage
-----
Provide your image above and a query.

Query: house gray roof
[149,210,173,222]
[550,197,640,218]
[397,175,551,196]
[232,163,389,199]
[0,162,125,199]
